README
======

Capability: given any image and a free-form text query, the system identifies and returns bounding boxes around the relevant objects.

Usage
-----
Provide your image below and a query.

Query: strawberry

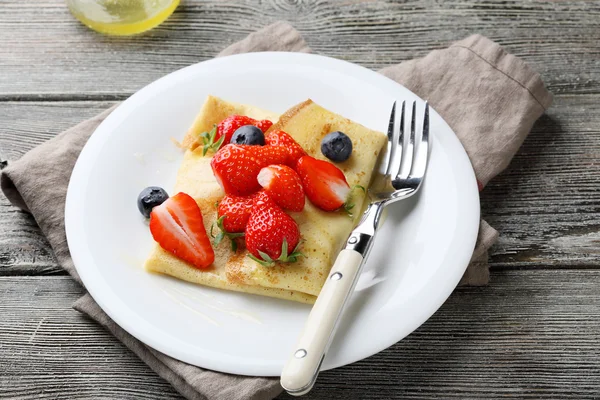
[257,165,305,212]
[217,194,255,233]
[200,115,274,154]
[245,191,303,266]
[265,130,307,167]
[257,144,291,166]
[296,155,351,212]
[210,144,289,196]
[218,115,258,145]
[149,192,214,269]
[255,119,273,132]
[212,194,255,251]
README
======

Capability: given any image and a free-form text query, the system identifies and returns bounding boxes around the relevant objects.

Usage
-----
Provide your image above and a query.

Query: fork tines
[386,100,430,191]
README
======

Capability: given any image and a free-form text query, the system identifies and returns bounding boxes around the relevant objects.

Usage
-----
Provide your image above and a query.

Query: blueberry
[137,186,169,218]
[230,125,265,146]
[321,131,353,162]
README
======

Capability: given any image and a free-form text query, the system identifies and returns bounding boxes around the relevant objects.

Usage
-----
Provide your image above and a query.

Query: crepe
[144,95,387,304]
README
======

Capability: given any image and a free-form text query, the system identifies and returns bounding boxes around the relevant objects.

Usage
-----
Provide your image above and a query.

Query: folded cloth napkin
[0,21,552,400]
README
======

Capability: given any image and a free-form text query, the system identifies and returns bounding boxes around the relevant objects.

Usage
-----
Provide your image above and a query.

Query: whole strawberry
[217,194,255,233]
[212,194,255,251]
[211,144,289,196]
[245,191,303,265]
[257,165,305,212]
[296,155,351,212]
[265,130,307,167]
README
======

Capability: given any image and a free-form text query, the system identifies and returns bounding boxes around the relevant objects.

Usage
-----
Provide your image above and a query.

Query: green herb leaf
[277,240,306,263]
[258,250,273,263]
[197,125,222,156]
[214,133,225,150]
[343,185,367,217]
[215,231,225,246]
[278,238,289,262]
[344,201,355,217]
[248,252,274,267]
[212,215,244,249]
[250,240,306,267]
[353,184,366,193]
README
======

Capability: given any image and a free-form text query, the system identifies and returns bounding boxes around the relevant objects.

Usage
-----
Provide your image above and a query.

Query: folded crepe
[144,95,387,303]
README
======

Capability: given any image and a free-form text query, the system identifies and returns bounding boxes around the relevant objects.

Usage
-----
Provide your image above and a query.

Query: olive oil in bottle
[67,0,179,36]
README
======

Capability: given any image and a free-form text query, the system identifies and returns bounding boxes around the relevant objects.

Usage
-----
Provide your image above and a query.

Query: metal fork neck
[344,202,385,257]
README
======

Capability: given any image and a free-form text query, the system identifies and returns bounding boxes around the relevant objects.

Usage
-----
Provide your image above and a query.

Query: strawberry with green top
[217,194,255,233]
[245,191,303,266]
[212,193,255,251]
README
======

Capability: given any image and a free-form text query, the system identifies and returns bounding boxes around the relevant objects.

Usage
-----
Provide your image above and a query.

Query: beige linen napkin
[0,22,551,400]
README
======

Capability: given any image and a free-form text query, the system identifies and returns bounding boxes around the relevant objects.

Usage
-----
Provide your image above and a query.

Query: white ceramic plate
[65,52,479,377]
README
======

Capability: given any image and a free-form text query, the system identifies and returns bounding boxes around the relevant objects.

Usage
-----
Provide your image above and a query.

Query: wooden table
[2,1,600,398]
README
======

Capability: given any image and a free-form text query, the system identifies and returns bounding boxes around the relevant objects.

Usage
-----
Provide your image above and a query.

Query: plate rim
[65,51,480,376]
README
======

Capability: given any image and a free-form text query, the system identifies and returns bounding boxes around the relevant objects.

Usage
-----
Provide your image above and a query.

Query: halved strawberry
[149,192,214,269]
[296,155,351,212]
[265,130,307,167]
[200,115,274,154]
[245,191,303,265]
[257,165,305,212]
[210,144,289,196]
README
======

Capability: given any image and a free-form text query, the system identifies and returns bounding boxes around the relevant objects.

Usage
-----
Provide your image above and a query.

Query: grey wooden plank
[2,94,600,275]
[0,0,598,98]
[0,278,182,400]
[482,94,600,267]
[0,102,116,276]
[1,271,600,399]
[0,101,115,161]
[0,195,58,275]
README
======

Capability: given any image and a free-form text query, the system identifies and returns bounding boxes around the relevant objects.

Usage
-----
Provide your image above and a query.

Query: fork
[280,100,431,396]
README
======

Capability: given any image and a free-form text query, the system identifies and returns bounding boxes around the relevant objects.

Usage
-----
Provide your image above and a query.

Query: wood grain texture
[0,102,116,276]
[0,278,181,400]
[0,101,115,162]
[1,271,600,399]
[0,0,599,98]
[0,195,58,275]
[482,94,600,267]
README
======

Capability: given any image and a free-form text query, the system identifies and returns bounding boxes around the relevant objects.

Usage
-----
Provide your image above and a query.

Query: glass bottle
[67,0,179,36]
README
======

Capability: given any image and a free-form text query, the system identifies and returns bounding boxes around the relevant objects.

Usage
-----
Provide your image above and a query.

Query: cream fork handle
[280,248,364,396]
